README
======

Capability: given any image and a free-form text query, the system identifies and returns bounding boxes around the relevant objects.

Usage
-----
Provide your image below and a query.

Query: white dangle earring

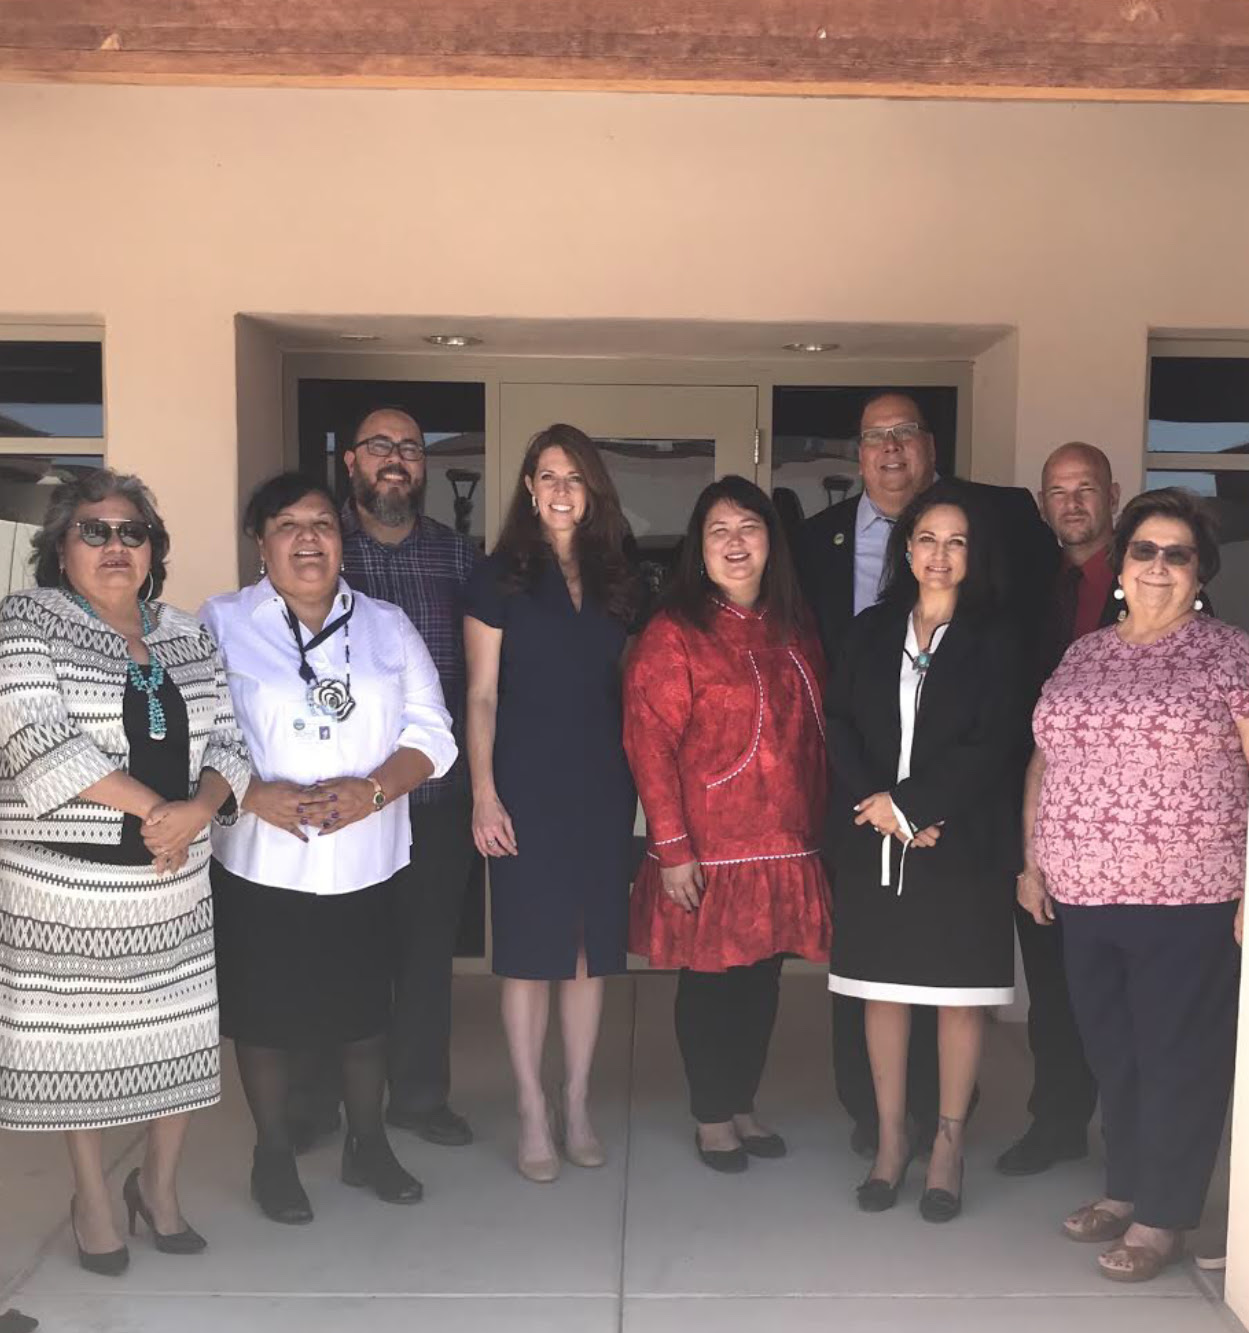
[1114,581,1126,622]
[1195,588,1205,611]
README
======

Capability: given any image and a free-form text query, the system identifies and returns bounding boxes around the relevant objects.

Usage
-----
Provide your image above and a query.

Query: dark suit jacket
[793,482,1060,675]
[826,601,1028,885]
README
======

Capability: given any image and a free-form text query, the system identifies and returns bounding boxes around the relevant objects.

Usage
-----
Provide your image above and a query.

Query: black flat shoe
[122,1168,206,1255]
[856,1150,915,1213]
[250,1147,314,1225]
[995,1123,1088,1177]
[386,1103,473,1147]
[740,1132,787,1159]
[919,1161,965,1223]
[341,1134,423,1204]
[70,1197,129,1277]
[695,1130,748,1174]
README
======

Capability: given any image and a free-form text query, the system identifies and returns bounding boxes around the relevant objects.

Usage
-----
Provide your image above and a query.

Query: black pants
[675,956,784,1124]
[387,797,478,1114]
[1059,900,1240,1230]
[831,993,938,1135]
[288,799,478,1122]
[1014,904,1098,1136]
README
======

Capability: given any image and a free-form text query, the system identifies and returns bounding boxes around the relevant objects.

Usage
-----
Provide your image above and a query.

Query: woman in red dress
[625,475,832,1173]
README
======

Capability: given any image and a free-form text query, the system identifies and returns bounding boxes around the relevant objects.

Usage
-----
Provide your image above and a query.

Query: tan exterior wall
[2,84,1249,604]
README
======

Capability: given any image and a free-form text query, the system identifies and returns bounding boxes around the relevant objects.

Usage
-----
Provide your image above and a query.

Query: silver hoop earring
[139,572,155,602]
[259,558,267,579]
[531,495,539,515]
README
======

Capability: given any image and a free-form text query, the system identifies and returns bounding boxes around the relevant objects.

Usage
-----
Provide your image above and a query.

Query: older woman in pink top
[1021,488,1248,1285]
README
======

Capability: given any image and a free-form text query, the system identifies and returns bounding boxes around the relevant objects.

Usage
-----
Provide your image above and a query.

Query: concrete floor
[0,973,1239,1332]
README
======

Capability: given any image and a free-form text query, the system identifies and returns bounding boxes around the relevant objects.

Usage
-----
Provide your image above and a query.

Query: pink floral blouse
[1033,616,1249,907]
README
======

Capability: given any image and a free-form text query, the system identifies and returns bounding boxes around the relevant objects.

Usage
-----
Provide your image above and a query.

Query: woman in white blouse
[201,474,456,1226]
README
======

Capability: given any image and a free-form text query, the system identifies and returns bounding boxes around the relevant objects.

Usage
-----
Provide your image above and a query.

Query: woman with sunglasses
[0,469,251,1274]
[1023,487,1248,1283]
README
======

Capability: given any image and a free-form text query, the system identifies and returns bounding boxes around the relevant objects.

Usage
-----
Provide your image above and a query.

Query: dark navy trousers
[1058,899,1240,1230]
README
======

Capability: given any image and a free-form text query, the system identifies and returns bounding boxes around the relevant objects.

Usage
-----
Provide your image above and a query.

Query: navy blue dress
[465,553,635,979]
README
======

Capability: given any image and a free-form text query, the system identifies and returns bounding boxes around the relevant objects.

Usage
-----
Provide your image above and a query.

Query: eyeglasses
[356,435,426,462]
[1126,540,1197,567]
[71,519,151,548]
[859,422,927,448]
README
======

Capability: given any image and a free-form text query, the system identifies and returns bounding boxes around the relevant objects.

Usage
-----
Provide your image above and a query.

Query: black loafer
[996,1124,1088,1177]
[740,1132,787,1159]
[695,1131,748,1174]
[850,1122,879,1159]
[386,1103,473,1147]
[342,1134,423,1204]
[250,1147,313,1225]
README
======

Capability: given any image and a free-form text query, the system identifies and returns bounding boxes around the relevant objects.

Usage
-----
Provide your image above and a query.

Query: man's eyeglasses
[72,519,151,548]
[1126,540,1197,568]
[356,435,426,462]
[859,422,927,448]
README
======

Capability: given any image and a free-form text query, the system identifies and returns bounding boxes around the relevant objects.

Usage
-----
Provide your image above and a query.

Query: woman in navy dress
[465,423,639,1183]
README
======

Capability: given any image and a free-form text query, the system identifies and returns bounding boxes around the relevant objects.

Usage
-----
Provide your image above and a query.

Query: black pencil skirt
[211,859,397,1049]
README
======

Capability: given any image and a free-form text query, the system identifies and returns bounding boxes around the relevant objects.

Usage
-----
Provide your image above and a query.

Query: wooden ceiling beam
[3,0,1249,100]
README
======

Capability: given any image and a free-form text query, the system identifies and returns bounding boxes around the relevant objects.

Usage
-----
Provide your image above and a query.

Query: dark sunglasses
[1126,539,1196,568]
[72,519,151,548]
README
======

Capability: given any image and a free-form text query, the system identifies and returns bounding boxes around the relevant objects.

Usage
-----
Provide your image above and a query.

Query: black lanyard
[283,594,353,686]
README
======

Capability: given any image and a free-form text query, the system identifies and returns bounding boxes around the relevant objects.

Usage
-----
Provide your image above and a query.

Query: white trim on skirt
[829,974,1013,1007]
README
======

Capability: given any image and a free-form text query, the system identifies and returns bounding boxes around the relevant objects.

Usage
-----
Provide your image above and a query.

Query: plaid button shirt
[341,504,482,805]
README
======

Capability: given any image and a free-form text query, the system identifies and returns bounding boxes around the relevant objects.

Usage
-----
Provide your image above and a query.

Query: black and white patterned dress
[0,588,251,1131]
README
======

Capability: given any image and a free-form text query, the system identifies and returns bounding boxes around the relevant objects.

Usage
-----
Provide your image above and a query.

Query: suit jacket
[826,601,1028,886]
[794,482,1060,679]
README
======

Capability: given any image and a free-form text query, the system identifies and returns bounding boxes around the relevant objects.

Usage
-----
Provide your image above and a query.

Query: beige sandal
[1063,1203,1132,1243]
[1097,1238,1184,1283]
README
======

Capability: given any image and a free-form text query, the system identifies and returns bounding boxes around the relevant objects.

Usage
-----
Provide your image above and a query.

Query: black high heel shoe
[70,1196,129,1277]
[856,1146,915,1213]
[122,1168,206,1254]
[250,1146,314,1225]
[341,1134,423,1204]
[919,1159,965,1223]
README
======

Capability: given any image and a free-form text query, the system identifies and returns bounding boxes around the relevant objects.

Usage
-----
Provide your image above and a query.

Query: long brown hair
[494,423,639,624]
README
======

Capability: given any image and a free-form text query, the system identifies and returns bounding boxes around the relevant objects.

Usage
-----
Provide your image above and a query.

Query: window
[1146,345,1249,633]
[0,336,105,594]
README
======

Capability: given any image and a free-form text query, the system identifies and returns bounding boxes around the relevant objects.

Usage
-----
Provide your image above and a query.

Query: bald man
[995,442,1119,1179]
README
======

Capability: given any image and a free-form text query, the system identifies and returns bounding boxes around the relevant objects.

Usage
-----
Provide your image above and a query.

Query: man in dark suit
[794,390,1057,1157]
[996,441,1120,1176]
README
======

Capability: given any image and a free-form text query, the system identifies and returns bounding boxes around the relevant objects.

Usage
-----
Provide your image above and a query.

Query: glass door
[498,383,759,582]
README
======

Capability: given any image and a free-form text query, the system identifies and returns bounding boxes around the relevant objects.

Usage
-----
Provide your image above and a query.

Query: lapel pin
[833,532,846,546]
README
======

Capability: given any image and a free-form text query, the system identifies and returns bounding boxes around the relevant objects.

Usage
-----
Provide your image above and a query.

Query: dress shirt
[1070,545,1115,643]
[201,578,457,895]
[340,505,480,806]
[853,492,897,616]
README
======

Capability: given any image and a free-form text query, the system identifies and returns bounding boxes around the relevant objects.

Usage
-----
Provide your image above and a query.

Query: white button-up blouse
[200,578,457,895]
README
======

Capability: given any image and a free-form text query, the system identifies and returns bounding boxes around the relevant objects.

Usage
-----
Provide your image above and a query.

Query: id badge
[287,705,337,746]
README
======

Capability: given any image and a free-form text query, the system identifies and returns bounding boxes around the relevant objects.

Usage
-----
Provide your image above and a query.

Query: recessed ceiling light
[783,341,840,353]
[339,333,380,342]
[424,334,483,348]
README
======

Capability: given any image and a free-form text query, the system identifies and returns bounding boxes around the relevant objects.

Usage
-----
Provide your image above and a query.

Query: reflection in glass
[0,342,104,438]
[1145,469,1249,635]
[594,437,715,599]
[0,455,105,595]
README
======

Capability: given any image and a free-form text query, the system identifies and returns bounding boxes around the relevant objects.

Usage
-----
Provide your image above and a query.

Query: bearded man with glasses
[794,390,1056,1163]
[287,406,481,1154]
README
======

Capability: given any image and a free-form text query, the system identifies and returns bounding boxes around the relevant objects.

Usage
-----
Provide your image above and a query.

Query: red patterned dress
[624,600,833,971]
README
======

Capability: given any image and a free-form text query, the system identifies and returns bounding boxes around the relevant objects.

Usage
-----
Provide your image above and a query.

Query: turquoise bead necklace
[71,593,167,741]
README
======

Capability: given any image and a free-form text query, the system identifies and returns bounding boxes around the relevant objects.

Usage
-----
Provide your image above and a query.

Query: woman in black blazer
[827,480,1027,1223]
